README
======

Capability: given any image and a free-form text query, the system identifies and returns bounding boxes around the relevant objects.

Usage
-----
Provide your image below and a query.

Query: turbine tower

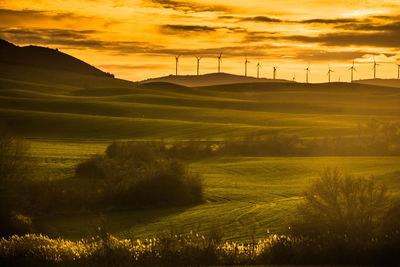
[305,64,310,83]
[257,60,262,79]
[217,52,222,73]
[373,58,379,79]
[244,56,250,77]
[397,63,400,79]
[175,55,180,76]
[272,66,278,80]
[349,60,357,82]
[327,64,334,83]
[292,73,296,82]
[195,56,202,76]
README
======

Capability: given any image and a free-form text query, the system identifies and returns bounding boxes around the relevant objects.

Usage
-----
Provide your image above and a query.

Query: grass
[1,71,400,244]
[0,73,399,140]
[30,140,400,242]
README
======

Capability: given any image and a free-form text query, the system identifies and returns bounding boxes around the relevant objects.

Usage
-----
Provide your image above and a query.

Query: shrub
[76,142,204,208]
[288,168,387,241]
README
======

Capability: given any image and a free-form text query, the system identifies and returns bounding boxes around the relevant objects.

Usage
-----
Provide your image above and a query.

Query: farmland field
[1,70,400,242]
[28,140,400,241]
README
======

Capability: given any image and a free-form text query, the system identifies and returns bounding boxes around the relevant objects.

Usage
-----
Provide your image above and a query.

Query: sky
[1,0,400,82]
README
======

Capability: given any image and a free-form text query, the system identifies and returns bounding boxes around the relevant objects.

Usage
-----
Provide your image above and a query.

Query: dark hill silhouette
[0,39,137,90]
[0,39,111,78]
[141,72,293,87]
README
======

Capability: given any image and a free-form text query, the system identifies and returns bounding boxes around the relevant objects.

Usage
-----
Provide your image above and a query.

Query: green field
[27,140,400,242]
[1,68,400,242]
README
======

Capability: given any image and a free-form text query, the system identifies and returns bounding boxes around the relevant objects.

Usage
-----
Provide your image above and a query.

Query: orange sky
[1,0,400,82]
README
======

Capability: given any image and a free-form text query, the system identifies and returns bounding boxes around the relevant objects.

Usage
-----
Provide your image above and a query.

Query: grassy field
[1,71,400,242]
[1,74,399,140]
[27,140,400,241]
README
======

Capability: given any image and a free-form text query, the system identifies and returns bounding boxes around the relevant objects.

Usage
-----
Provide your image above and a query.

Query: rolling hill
[0,40,399,243]
[355,78,400,88]
[0,39,399,140]
[0,39,109,77]
[141,72,293,87]
[0,39,135,89]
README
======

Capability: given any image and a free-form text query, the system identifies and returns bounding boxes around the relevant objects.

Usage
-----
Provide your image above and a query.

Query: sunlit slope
[0,77,399,139]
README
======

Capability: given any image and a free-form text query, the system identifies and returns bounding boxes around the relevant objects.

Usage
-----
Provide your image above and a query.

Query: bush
[288,168,387,241]
[76,142,204,208]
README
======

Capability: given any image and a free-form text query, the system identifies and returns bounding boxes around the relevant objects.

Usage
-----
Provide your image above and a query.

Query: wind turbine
[292,73,296,82]
[373,58,379,79]
[349,60,356,82]
[175,55,180,76]
[272,66,278,80]
[195,56,202,76]
[217,52,222,73]
[397,63,400,79]
[327,64,334,83]
[257,60,262,79]
[305,64,311,83]
[244,56,250,77]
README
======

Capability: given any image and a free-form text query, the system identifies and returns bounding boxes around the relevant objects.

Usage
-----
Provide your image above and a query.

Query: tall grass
[1,229,399,266]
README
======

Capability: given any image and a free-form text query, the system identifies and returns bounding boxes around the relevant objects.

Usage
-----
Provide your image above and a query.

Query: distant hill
[141,73,293,87]
[0,39,111,78]
[354,78,400,88]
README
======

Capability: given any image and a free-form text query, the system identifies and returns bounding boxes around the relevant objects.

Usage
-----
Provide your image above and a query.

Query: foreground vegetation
[2,169,399,266]
[1,230,399,266]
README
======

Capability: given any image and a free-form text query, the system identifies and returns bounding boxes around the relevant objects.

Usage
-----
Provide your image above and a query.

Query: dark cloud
[219,15,361,25]
[0,27,158,53]
[159,24,246,35]
[0,8,87,22]
[240,16,283,23]
[335,21,400,32]
[160,24,218,33]
[142,0,232,13]
[299,18,359,24]
[280,31,400,48]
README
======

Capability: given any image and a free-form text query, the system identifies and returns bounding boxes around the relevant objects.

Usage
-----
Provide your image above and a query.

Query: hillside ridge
[0,39,112,78]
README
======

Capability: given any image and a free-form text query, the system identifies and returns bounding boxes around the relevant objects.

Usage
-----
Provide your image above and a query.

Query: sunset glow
[1,0,400,82]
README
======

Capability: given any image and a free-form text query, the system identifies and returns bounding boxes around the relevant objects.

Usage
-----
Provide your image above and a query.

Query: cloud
[142,0,232,13]
[293,50,378,62]
[335,21,400,32]
[281,31,400,48]
[150,44,284,57]
[242,31,277,43]
[299,18,359,24]
[160,24,218,33]
[159,24,246,35]
[219,15,361,25]
[0,8,116,28]
[240,16,283,23]
[0,27,159,53]
[0,27,270,57]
